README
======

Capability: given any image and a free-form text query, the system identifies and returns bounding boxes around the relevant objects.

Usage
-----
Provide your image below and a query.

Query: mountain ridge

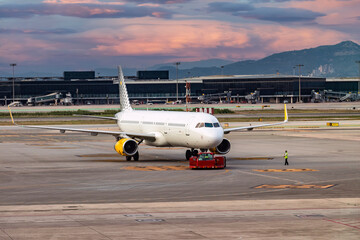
[1,41,359,78]
[166,40,360,79]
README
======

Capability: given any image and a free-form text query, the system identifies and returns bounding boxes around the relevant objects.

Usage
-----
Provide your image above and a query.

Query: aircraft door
[185,123,191,146]
[185,124,190,137]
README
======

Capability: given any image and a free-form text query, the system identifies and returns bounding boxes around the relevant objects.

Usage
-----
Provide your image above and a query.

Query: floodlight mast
[175,62,181,102]
[295,64,304,103]
[10,63,17,103]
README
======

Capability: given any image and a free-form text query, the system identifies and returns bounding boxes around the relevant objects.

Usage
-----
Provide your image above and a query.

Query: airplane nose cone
[203,128,223,147]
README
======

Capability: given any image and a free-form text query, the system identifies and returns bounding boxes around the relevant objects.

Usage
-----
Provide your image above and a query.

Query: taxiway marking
[324,218,360,230]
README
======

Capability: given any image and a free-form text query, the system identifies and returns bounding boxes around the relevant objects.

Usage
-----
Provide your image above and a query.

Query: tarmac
[0,120,359,239]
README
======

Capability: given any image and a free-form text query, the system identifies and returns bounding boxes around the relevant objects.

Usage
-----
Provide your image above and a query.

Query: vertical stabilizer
[118,65,132,111]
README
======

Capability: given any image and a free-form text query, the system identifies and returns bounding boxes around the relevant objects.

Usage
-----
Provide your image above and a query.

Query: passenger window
[195,123,201,128]
[213,123,220,128]
[199,123,205,128]
[205,123,213,128]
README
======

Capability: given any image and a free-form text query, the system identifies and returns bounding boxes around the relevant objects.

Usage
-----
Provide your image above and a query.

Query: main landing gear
[126,151,139,161]
[186,148,200,160]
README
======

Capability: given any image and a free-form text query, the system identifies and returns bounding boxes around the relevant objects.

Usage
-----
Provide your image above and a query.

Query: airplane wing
[223,104,288,134]
[8,105,156,141]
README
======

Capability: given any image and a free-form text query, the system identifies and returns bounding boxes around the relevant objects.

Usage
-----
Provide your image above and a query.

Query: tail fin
[118,65,132,111]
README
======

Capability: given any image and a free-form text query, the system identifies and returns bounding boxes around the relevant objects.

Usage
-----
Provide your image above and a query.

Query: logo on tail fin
[118,66,132,111]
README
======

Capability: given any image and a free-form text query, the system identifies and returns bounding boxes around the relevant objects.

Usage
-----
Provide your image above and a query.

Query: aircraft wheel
[200,149,207,152]
[133,152,139,161]
[186,150,192,160]
[126,156,132,161]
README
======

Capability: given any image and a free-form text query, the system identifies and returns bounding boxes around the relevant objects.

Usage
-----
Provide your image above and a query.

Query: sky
[0,0,359,74]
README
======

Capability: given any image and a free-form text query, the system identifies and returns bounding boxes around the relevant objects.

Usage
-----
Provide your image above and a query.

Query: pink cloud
[251,25,347,54]
[87,20,249,58]
[0,37,60,63]
[1,1,356,69]
[138,3,161,7]
[287,0,360,25]
[43,0,189,4]
[288,0,359,12]
[43,0,124,4]
[84,19,347,62]
[0,3,172,19]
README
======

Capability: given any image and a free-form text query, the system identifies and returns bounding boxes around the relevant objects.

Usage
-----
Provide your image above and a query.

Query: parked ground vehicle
[189,152,226,169]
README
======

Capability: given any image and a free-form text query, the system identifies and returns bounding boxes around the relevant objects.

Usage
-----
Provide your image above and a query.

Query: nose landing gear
[186,149,199,160]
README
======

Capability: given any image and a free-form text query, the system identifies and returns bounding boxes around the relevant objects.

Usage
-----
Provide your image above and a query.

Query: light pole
[295,64,304,103]
[10,63,16,103]
[221,66,224,75]
[175,62,180,102]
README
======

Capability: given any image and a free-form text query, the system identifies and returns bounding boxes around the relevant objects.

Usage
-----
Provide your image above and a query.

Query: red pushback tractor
[189,152,226,169]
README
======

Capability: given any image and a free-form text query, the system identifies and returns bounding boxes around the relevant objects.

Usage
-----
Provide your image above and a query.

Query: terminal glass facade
[0,76,328,104]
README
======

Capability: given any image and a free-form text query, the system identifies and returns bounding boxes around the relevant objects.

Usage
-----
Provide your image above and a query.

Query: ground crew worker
[284,150,289,165]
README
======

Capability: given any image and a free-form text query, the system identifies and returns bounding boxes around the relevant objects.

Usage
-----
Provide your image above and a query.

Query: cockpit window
[205,123,213,128]
[196,122,215,128]
[195,122,205,128]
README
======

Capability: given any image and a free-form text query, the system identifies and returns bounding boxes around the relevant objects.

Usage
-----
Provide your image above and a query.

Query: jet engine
[210,138,231,155]
[114,138,138,156]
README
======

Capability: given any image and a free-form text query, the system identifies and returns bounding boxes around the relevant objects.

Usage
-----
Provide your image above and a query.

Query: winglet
[284,104,288,123]
[7,103,16,125]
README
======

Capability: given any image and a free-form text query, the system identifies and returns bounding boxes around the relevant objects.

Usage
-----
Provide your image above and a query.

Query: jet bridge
[245,90,260,104]
[198,91,232,103]
[323,90,359,102]
[27,92,63,105]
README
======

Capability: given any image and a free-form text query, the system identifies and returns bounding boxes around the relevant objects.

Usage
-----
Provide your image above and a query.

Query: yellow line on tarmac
[147,166,166,171]
[166,166,189,170]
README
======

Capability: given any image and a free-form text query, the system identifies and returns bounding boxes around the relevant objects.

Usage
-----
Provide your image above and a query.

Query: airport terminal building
[0,70,358,105]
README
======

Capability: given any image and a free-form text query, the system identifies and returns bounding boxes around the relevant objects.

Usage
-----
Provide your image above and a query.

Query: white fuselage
[115,110,224,148]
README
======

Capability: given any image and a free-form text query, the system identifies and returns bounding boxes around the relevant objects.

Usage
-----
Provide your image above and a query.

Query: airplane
[8,66,288,161]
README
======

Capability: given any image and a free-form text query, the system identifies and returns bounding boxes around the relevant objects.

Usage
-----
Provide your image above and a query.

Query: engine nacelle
[209,138,231,155]
[114,138,138,156]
